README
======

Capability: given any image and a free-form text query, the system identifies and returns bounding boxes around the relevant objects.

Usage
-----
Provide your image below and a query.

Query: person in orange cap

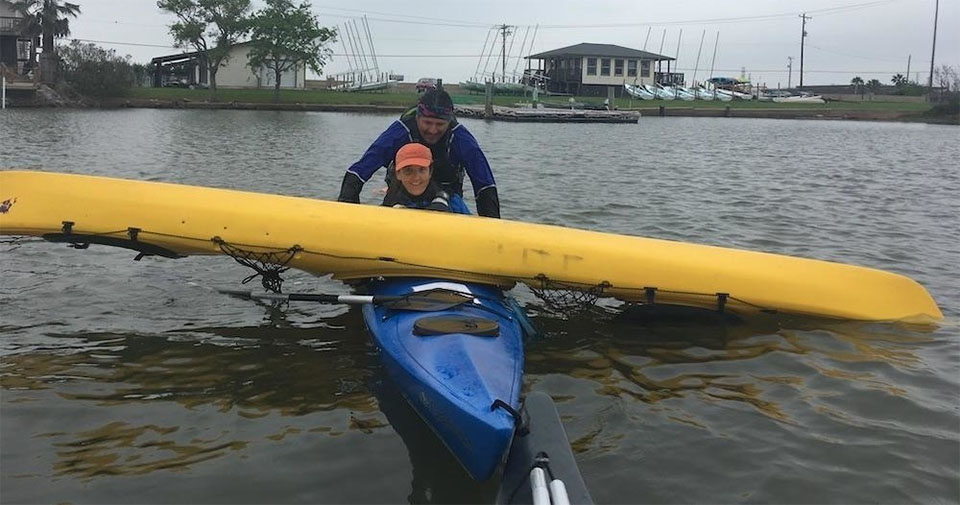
[383,143,469,213]
[338,87,499,218]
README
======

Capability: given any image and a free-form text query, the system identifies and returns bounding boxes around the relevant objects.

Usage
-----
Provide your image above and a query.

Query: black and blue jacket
[337,109,500,218]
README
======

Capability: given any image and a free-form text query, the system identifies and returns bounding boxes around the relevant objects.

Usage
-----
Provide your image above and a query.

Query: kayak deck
[361,279,525,481]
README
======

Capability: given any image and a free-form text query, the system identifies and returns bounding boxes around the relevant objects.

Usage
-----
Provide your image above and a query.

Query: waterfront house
[0,0,34,78]
[525,43,677,97]
[151,42,307,89]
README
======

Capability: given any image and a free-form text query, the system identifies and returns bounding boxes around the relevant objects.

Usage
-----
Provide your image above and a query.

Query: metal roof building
[525,43,679,96]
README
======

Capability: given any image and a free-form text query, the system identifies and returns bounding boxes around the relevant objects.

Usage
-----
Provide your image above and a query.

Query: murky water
[1,109,958,504]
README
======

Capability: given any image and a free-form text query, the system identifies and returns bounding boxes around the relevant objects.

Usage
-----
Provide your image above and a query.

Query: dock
[455,104,639,123]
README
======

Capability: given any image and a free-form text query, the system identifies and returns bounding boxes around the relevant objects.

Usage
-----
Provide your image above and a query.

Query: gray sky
[68,0,959,87]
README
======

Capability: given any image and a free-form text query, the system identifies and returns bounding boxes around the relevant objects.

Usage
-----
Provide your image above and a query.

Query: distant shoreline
[93,97,956,124]
[6,85,955,124]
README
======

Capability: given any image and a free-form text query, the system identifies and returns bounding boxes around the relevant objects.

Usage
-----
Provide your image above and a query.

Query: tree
[933,64,958,93]
[247,0,335,102]
[865,78,882,94]
[157,0,251,99]
[12,0,81,83]
[58,40,135,97]
[891,73,907,87]
[850,76,864,98]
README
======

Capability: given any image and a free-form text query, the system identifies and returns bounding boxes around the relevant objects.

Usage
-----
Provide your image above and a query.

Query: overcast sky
[66,0,959,87]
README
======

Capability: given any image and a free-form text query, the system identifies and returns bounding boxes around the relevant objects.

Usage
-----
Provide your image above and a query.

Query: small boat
[361,278,526,481]
[642,84,674,100]
[623,83,655,100]
[459,80,487,93]
[705,87,732,101]
[496,392,594,504]
[772,94,826,104]
[707,77,754,100]
[692,86,715,101]
[662,85,696,101]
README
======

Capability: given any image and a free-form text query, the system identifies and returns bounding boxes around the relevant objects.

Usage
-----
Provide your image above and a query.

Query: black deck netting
[529,275,611,316]
[213,237,301,293]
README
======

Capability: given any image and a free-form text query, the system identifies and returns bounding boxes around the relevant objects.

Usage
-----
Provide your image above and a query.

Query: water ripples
[1,110,958,503]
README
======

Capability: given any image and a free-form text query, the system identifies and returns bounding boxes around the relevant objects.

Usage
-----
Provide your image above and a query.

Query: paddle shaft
[237,292,380,305]
[220,288,475,311]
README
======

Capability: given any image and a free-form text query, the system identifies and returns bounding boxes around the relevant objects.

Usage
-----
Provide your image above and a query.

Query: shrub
[58,41,136,97]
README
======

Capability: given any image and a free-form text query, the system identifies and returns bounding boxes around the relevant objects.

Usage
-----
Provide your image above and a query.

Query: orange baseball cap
[395,143,432,171]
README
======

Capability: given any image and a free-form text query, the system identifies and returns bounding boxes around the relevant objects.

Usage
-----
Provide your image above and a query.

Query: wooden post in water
[484,81,494,119]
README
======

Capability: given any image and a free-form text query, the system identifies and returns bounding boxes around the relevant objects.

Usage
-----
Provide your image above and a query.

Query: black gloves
[337,173,364,203]
[476,187,500,219]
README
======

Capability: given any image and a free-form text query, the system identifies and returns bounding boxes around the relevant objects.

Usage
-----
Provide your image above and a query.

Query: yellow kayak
[0,170,942,322]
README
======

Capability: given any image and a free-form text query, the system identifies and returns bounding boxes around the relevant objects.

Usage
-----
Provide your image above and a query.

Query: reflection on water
[53,421,247,478]
[1,110,958,504]
[1,316,392,482]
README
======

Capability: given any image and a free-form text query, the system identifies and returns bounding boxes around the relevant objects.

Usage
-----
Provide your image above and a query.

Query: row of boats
[624,83,826,103]
[460,79,532,95]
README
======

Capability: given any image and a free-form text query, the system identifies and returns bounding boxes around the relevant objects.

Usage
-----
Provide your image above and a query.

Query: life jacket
[382,180,471,215]
[397,108,465,196]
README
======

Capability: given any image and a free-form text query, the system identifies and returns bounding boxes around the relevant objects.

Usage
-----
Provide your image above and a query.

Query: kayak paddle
[220,288,475,312]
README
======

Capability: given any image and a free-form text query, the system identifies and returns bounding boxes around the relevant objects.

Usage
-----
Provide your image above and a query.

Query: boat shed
[525,43,677,96]
[150,42,307,90]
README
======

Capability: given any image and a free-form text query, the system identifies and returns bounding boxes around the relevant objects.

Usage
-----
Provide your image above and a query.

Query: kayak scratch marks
[522,248,550,263]
[563,254,584,270]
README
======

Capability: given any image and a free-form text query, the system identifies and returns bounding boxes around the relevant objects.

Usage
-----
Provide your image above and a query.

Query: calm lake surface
[1,109,958,504]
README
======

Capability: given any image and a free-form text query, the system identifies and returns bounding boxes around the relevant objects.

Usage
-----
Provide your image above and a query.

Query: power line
[81,0,909,33]
[70,38,178,49]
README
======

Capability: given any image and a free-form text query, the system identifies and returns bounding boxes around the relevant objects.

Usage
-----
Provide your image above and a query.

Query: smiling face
[415,116,450,145]
[396,164,432,196]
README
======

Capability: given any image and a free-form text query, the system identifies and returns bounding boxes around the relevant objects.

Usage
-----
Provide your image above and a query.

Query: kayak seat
[414,315,500,337]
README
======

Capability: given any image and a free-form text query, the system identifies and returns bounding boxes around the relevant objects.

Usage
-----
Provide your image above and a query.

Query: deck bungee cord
[20,220,783,318]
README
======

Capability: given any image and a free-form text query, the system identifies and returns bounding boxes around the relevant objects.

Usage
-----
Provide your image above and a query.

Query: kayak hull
[0,170,942,322]
[361,278,524,481]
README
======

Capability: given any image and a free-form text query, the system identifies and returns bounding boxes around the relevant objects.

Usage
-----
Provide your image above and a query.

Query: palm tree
[850,76,864,99]
[12,0,81,82]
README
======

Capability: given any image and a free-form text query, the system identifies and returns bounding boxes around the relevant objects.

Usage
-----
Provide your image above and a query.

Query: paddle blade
[380,289,475,312]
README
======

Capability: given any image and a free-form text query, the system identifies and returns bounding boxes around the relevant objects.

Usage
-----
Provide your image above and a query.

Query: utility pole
[498,24,512,83]
[906,55,911,83]
[799,13,811,87]
[787,56,793,88]
[927,0,939,95]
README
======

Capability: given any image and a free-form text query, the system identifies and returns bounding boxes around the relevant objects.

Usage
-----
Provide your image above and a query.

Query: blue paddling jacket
[338,108,500,218]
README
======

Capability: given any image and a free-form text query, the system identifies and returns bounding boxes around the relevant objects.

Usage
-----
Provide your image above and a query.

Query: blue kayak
[361,278,525,481]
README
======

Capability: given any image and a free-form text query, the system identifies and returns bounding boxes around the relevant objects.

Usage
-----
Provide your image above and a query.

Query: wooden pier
[455,104,640,123]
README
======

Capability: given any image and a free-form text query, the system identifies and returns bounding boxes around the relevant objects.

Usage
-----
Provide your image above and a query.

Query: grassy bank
[115,87,958,123]
[128,87,934,112]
